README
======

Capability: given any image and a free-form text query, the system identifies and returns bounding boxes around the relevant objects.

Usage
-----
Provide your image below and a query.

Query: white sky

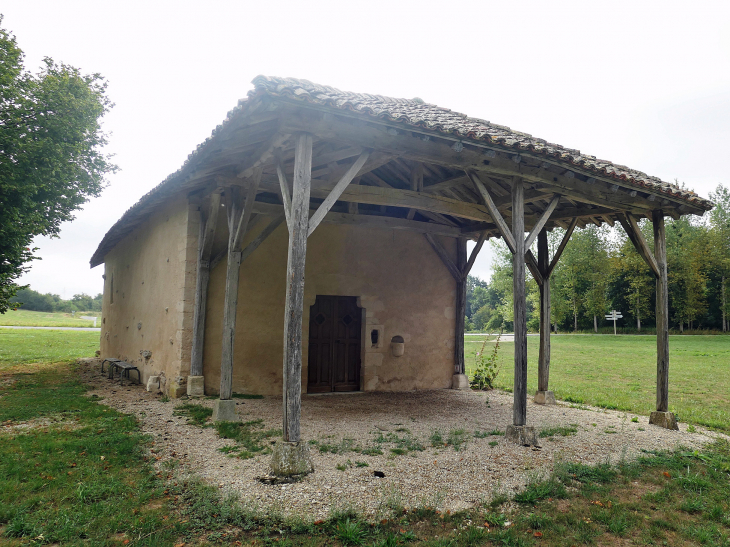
[4,0,730,298]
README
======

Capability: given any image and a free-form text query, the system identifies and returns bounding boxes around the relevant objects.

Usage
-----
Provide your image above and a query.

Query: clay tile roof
[251,75,713,210]
[90,75,713,268]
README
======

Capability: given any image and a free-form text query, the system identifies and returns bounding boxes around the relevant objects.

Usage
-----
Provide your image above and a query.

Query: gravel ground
[76,359,726,520]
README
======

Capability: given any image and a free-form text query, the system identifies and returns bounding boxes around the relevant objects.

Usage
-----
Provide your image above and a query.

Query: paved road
[0,325,101,332]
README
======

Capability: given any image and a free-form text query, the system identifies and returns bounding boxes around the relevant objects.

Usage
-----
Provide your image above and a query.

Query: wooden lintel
[547,217,578,277]
[424,233,462,282]
[308,151,371,237]
[524,194,560,250]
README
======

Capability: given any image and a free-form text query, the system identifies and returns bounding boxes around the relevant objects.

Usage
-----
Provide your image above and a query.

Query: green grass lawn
[0,309,100,327]
[0,329,100,369]
[1,330,729,545]
[466,334,730,432]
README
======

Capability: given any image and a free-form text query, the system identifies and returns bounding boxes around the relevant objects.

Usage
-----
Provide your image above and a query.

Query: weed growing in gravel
[214,419,280,459]
[474,428,504,438]
[488,440,499,447]
[539,424,578,438]
[173,403,213,426]
[374,430,425,455]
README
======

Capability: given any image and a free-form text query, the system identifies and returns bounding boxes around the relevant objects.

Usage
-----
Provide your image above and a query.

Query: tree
[708,184,730,331]
[0,18,115,313]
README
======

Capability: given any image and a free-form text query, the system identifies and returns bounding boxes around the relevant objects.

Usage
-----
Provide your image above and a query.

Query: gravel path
[76,359,725,520]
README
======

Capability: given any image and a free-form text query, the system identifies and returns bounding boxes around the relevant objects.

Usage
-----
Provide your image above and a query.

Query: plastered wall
[201,218,457,396]
[100,197,198,386]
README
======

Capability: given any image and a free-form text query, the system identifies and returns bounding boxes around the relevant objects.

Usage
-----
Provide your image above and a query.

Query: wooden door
[307,295,361,393]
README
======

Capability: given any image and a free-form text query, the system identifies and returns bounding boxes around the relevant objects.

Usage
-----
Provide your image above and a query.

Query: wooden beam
[240,214,286,263]
[537,228,550,393]
[275,155,292,230]
[524,194,560,250]
[308,151,370,236]
[232,168,261,252]
[512,177,528,427]
[312,145,363,167]
[282,133,312,443]
[424,233,462,282]
[526,250,544,287]
[422,173,470,193]
[454,238,467,375]
[237,133,291,178]
[406,162,425,220]
[547,217,578,277]
[464,231,487,277]
[281,112,678,213]
[621,212,660,278]
[191,191,222,379]
[262,180,492,223]
[467,171,517,254]
[653,210,670,413]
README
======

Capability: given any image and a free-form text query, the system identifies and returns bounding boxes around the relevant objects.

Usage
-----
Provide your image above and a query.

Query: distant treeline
[466,184,730,334]
[10,288,102,313]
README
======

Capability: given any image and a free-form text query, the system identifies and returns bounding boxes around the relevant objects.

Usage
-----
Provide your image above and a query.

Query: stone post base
[451,373,470,390]
[506,425,540,446]
[270,440,314,477]
[146,375,160,392]
[534,390,556,405]
[168,377,186,399]
[649,411,679,430]
[212,399,240,422]
[187,375,205,397]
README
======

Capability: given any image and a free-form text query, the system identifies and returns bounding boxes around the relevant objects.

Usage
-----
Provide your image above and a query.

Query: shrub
[470,328,503,390]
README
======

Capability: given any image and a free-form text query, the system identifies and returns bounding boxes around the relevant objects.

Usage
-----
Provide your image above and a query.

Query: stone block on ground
[649,411,679,430]
[451,373,470,390]
[187,375,205,397]
[505,425,540,447]
[270,440,314,477]
[146,375,160,392]
[212,399,239,422]
[168,376,187,398]
[534,390,556,405]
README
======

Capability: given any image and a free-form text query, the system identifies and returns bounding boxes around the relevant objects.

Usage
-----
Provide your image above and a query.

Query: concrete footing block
[270,440,314,477]
[187,376,205,397]
[451,373,470,390]
[649,411,679,430]
[146,375,160,392]
[506,425,540,446]
[534,390,556,405]
[212,399,239,422]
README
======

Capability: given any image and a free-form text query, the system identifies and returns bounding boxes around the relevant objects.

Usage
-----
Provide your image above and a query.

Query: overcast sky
[4,1,730,298]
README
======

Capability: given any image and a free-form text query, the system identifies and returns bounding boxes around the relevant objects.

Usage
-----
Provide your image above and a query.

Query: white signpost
[605,310,623,335]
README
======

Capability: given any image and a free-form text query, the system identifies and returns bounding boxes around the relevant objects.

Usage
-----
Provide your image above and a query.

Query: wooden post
[653,210,669,412]
[455,238,467,375]
[512,177,527,427]
[190,192,221,382]
[537,228,550,393]
[282,133,312,443]
[219,174,260,404]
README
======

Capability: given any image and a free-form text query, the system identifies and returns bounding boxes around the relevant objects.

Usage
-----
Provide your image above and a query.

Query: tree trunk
[593,315,597,333]
[723,276,727,332]
[637,291,641,332]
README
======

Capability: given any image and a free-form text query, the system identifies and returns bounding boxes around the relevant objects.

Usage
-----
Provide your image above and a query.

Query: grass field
[0,309,100,327]
[466,334,730,432]
[0,329,100,368]
[1,331,729,545]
